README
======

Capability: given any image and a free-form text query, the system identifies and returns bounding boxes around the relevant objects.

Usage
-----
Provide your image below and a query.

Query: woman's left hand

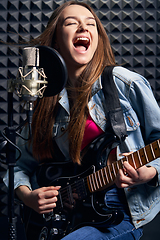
[115,160,157,188]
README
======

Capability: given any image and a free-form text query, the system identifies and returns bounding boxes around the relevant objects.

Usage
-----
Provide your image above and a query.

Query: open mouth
[73,37,90,51]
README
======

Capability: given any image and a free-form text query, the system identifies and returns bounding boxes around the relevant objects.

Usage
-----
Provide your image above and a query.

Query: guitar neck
[87,139,160,193]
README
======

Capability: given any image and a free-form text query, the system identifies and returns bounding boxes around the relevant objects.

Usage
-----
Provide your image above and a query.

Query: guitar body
[24,133,124,240]
[24,132,160,239]
[25,164,123,240]
[22,130,160,240]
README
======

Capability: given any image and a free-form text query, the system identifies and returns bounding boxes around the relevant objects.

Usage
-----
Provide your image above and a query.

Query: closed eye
[66,22,77,26]
[86,19,96,27]
[87,23,96,26]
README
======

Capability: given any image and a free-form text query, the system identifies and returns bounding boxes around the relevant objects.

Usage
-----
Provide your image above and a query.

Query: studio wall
[0,1,160,235]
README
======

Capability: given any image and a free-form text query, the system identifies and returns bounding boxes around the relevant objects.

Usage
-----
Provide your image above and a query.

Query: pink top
[81,115,104,150]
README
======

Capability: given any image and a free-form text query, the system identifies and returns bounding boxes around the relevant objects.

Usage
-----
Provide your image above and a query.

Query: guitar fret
[157,140,160,157]
[104,167,110,183]
[131,153,135,167]
[132,153,137,169]
[103,167,109,185]
[91,174,97,191]
[138,150,143,166]
[150,143,156,159]
[152,140,160,159]
[100,169,107,185]
[88,175,94,192]
[119,158,124,169]
[86,138,160,194]
[97,170,103,188]
[109,164,116,182]
[116,161,120,170]
[111,163,116,178]
[108,165,113,181]
[125,155,128,163]
[136,150,143,169]
[95,172,100,189]
[112,161,119,177]
[143,147,149,163]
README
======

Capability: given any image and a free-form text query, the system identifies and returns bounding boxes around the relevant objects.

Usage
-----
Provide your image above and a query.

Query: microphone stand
[5,91,17,240]
[1,45,67,240]
[5,92,33,240]
[3,46,47,240]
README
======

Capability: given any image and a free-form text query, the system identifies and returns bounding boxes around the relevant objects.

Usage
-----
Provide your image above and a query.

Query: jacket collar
[59,76,102,113]
[91,76,102,96]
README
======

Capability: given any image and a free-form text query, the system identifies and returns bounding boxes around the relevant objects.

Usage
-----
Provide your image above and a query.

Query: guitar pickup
[67,185,74,206]
[75,178,88,200]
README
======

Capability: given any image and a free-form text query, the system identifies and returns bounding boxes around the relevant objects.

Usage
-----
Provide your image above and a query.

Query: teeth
[74,37,89,43]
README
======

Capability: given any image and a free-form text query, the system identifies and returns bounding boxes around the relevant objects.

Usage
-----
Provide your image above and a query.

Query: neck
[67,65,86,87]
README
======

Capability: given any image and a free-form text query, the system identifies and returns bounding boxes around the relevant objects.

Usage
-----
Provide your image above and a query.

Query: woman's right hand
[15,185,61,214]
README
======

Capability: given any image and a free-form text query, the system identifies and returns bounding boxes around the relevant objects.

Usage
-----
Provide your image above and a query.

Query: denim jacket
[3,66,160,229]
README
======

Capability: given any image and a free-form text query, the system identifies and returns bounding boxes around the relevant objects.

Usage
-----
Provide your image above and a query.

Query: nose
[77,23,88,32]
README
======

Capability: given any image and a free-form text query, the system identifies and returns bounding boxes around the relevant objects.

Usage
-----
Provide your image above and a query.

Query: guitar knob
[61,215,66,221]
[43,211,54,221]
[50,228,58,235]
[53,214,66,221]
[54,214,61,221]
[38,227,48,240]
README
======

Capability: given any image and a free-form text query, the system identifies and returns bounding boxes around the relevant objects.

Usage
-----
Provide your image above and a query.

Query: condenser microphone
[8,46,48,104]
[7,45,67,133]
[20,47,48,102]
[8,45,68,100]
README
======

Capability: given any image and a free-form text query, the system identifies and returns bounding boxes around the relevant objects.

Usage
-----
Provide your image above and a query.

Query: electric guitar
[24,134,160,240]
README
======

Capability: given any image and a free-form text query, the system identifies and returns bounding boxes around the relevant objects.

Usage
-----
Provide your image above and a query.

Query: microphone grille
[22,47,39,67]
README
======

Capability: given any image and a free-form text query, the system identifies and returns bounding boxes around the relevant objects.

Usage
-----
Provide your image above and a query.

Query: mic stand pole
[5,91,17,240]
[5,92,34,240]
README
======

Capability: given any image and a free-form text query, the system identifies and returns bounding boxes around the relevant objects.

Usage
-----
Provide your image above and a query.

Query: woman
[4,1,160,240]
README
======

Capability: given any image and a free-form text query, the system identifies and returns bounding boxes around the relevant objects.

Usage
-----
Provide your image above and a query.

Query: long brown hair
[31,1,116,164]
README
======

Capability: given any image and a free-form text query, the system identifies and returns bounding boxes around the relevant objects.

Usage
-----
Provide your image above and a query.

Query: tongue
[75,45,86,51]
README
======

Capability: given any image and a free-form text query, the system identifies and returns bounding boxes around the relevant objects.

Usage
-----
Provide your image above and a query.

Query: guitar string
[55,149,148,201]
[54,141,159,209]
[54,163,118,208]
[55,177,88,209]
[54,160,121,207]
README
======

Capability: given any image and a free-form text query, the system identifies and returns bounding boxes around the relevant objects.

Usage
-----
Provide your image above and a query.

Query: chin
[74,57,92,66]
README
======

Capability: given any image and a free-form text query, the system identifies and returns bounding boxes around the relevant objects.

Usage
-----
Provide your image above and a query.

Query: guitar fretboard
[87,139,160,193]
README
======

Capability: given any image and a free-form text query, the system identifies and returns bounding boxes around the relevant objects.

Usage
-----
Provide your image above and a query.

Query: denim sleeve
[129,77,160,139]
[128,75,160,184]
[3,126,39,190]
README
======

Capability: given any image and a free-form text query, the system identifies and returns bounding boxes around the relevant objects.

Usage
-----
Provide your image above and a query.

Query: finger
[39,187,61,199]
[42,199,57,208]
[45,190,60,198]
[53,186,61,190]
[42,186,61,191]
[38,197,58,212]
[39,203,56,214]
[121,151,133,157]
[44,196,58,203]
[123,161,139,179]
[115,168,134,188]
